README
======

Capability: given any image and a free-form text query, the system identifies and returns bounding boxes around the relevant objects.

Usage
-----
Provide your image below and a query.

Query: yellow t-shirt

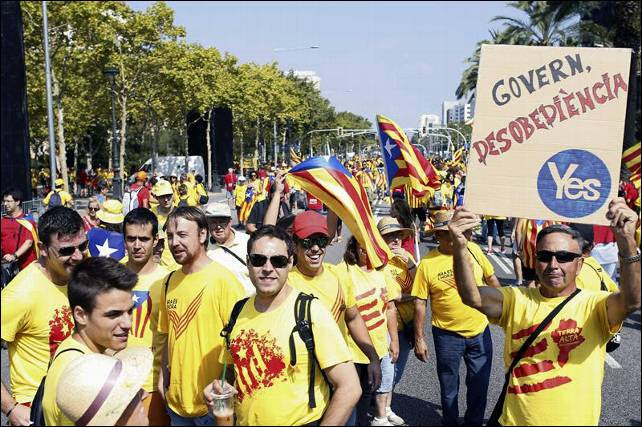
[288,264,365,363]
[340,263,400,360]
[220,288,352,426]
[576,256,619,293]
[43,189,73,207]
[158,261,245,417]
[43,336,91,426]
[234,184,248,207]
[127,265,170,392]
[385,255,416,331]
[0,263,75,403]
[411,242,494,338]
[492,287,619,426]
[151,206,180,272]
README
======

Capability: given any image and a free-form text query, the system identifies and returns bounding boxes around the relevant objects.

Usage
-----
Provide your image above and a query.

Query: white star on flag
[384,137,396,158]
[132,294,140,303]
[96,238,118,258]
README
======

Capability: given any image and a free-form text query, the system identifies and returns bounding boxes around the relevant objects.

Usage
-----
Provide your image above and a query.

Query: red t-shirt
[593,225,616,245]
[129,182,150,207]
[1,214,38,270]
[224,173,237,191]
[306,192,323,211]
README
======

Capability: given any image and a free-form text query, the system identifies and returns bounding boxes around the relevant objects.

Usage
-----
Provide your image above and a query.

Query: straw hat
[97,199,124,224]
[56,347,152,426]
[204,202,231,218]
[428,210,454,233]
[377,217,412,239]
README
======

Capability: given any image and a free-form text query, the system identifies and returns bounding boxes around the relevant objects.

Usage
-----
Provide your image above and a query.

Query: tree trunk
[86,134,93,172]
[239,130,244,176]
[206,110,213,190]
[73,141,78,194]
[52,72,69,193]
[254,118,260,168]
[119,94,127,187]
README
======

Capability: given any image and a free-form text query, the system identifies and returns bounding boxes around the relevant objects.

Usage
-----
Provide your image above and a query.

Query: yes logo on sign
[537,149,611,218]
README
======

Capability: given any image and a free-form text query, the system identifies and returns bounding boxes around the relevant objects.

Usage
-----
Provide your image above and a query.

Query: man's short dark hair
[68,257,137,314]
[2,188,23,203]
[195,174,203,183]
[123,207,158,237]
[536,224,583,250]
[247,225,295,258]
[38,206,84,247]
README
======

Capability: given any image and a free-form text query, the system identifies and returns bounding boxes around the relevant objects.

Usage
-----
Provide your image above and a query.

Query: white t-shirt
[206,230,254,296]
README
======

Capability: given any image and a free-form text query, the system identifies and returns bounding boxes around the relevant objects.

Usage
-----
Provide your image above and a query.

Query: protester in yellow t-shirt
[341,235,401,426]
[43,178,74,208]
[204,225,360,426]
[234,177,248,218]
[1,208,87,425]
[287,211,383,399]
[158,208,246,423]
[122,207,171,425]
[150,180,180,271]
[43,256,138,426]
[449,204,639,426]
[412,210,500,426]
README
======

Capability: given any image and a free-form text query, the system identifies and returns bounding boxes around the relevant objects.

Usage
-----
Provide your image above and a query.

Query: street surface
[2,195,640,425]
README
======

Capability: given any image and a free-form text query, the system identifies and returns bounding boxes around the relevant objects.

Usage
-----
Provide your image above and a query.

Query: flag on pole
[288,156,392,268]
[290,147,302,165]
[453,147,465,164]
[376,114,440,197]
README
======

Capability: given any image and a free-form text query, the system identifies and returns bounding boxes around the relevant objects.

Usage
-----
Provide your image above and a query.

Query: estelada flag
[376,114,440,197]
[288,156,392,268]
[623,142,641,174]
[290,147,302,165]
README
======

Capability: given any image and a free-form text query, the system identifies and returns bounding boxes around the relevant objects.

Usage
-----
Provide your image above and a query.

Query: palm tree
[491,1,578,46]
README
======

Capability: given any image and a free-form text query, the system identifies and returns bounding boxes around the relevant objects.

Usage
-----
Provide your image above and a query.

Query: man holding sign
[449,199,639,425]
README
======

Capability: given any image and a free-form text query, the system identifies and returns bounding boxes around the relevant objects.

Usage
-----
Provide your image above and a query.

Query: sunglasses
[53,240,89,257]
[88,207,99,211]
[299,236,329,249]
[535,250,581,263]
[248,253,290,268]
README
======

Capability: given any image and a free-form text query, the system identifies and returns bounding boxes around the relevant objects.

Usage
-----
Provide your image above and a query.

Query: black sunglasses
[535,250,582,263]
[88,207,99,211]
[299,236,329,249]
[54,240,89,257]
[248,253,290,268]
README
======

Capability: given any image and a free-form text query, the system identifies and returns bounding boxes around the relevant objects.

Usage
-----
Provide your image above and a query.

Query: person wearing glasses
[450,198,640,426]
[1,207,88,426]
[82,197,101,232]
[411,209,500,427]
[204,225,361,426]
[158,207,245,425]
[288,211,383,423]
[43,256,138,425]
[205,202,254,296]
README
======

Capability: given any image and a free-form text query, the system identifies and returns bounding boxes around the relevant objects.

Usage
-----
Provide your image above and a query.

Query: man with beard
[158,207,245,425]
[1,207,87,426]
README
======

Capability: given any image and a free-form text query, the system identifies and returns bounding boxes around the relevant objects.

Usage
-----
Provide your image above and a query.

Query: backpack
[48,191,62,208]
[122,187,142,214]
[177,197,189,208]
[220,292,327,408]
[30,348,85,426]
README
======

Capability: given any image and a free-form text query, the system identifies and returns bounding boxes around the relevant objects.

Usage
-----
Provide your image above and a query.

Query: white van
[137,156,205,180]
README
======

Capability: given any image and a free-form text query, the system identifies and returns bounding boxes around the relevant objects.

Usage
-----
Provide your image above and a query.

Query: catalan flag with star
[288,156,392,268]
[376,114,440,197]
[623,142,640,189]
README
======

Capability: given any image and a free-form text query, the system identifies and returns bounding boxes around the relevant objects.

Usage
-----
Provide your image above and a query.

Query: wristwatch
[619,248,641,264]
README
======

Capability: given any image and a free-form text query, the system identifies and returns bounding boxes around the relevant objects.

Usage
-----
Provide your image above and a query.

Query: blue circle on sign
[537,149,611,218]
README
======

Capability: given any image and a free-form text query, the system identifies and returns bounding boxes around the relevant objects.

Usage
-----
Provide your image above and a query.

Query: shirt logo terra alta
[537,149,611,218]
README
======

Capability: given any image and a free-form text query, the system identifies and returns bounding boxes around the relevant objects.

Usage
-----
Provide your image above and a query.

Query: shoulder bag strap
[583,260,607,291]
[487,287,581,426]
[220,245,247,266]
[220,297,250,350]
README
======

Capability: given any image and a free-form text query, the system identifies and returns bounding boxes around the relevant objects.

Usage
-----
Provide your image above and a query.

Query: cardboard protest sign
[465,45,631,225]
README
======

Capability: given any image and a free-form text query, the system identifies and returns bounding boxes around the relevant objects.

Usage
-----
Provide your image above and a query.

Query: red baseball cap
[293,211,328,239]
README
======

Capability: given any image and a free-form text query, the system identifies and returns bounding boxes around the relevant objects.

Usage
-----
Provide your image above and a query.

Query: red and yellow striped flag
[623,142,640,172]
[288,156,392,268]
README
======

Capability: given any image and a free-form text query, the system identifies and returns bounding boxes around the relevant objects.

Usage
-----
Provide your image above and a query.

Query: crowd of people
[0,152,640,427]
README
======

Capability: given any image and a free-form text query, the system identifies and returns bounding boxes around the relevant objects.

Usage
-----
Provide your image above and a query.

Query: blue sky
[129,1,518,128]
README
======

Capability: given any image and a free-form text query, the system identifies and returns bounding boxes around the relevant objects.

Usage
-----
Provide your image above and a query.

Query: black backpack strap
[487,288,581,426]
[220,297,250,350]
[163,271,175,297]
[288,292,323,409]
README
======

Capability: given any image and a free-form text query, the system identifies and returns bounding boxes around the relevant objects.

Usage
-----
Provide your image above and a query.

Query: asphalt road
[2,196,640,426]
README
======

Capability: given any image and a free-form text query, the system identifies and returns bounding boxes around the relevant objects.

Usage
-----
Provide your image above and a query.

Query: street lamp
[103,66,122,200]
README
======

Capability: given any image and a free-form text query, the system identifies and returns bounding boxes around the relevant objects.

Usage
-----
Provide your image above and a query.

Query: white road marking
[605,353,622,369]
[490,253,512,275]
